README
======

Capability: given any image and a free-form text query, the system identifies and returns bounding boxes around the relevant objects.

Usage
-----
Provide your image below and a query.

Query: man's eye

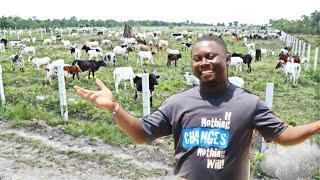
[206,53,216,60]
[192,56,201,61]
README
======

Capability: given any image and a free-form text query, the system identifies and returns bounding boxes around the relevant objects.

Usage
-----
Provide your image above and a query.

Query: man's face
[191,41,229,86]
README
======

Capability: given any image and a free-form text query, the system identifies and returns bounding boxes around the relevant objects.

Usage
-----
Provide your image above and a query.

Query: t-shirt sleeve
[253,99,288,142]
[140,100,173,141]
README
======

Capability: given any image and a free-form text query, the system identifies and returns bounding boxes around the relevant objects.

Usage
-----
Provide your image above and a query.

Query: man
[74,35,320,180]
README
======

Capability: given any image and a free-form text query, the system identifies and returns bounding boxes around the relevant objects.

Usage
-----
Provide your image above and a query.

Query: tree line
[269,10,319,35]
[0,16,209,29]
[0,10,319,35]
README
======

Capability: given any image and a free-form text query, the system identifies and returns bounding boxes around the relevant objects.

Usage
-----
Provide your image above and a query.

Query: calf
[137,51,154,66]
[10,54,24,72]
[167,52,182,67]
[231,53,252,72]
[44,59,70,84]
[276,60,301,86]
[72,60,106,79]
[29,56,51,70]
[113,46,133,59]
[133,73,160,107]
[228,76,244,88]
[104,52,116,66]
[63,65,82,80]
[70,47,81,60]
[113,67,135,93]
[182,42,192,50]
[229,57,243,74]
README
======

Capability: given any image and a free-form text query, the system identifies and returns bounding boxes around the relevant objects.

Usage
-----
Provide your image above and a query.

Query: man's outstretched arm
[272,120,320,146]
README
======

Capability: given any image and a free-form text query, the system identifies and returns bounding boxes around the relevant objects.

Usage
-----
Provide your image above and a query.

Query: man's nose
[199,58,212,69]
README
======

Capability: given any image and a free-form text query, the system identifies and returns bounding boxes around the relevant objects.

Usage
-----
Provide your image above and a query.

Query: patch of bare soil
[0,120,178,180]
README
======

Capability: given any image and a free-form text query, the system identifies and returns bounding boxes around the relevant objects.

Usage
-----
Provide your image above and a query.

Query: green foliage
[251,152,265,178]
[313,167,320,180]
[0,16,210,29]
[270,10,320,35]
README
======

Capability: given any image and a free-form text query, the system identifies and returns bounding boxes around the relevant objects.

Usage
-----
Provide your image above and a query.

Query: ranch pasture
[0,26,319,179]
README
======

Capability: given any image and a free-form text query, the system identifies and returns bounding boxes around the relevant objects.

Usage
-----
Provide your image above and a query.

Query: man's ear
[226,54,231,65]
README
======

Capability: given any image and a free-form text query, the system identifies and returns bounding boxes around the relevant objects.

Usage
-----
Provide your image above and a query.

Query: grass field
[0,27,319,147]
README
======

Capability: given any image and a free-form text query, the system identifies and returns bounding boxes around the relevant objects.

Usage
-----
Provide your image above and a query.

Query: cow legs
[150,92,153,107]
[134,90,138,100]
[175,60,177,67]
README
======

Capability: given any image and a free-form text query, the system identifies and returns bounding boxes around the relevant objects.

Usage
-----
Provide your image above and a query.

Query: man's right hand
[74,78,116,112]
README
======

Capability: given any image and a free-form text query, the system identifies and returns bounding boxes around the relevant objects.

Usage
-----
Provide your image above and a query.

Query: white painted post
[0,65,5,105]
[295,39,299,55]
[142,73,150,116]
[314,47,319,74]
[298,40,302,57]
[306,45,311,70]
[40,30,43,39]
[302,42,306,58]
[29,30,32,37]
[261,83,274,152]
[307,45,311,60]
[265,83,274,109]
[17,33,20,40]
[57,63,68,120]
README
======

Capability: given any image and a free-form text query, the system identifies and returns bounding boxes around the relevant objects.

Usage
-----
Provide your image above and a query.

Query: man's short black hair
[196,35,227,53]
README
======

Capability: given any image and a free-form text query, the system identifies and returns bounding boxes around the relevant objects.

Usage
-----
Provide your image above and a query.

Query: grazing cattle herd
[0,26,315,109]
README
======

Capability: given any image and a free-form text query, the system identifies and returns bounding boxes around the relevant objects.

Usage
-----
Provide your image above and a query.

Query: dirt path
[0,120,177,180]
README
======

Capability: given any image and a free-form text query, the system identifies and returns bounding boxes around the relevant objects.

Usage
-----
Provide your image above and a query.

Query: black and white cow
[104,52,116,66]
[0,38,7,48]
[231,52,253,73]
[182,42,192,50]
[133,73,160,107]
[10,54,24,72]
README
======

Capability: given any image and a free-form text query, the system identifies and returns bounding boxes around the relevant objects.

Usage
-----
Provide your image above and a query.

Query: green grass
[0,28,319,147]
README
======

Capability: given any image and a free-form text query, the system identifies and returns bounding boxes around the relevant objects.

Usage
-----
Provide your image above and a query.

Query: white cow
[113,67,135,93]
[20,46,36,56]
[228,76,244,87]
[137,51,154,66]
[229,57,243,74]
[61,40,71,48]
[29,56,51,70]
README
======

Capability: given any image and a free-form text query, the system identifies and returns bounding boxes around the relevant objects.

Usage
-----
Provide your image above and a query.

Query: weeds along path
[0,120,174,180]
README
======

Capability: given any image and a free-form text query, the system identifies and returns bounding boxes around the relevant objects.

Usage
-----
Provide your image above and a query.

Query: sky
[1,0,319,25]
